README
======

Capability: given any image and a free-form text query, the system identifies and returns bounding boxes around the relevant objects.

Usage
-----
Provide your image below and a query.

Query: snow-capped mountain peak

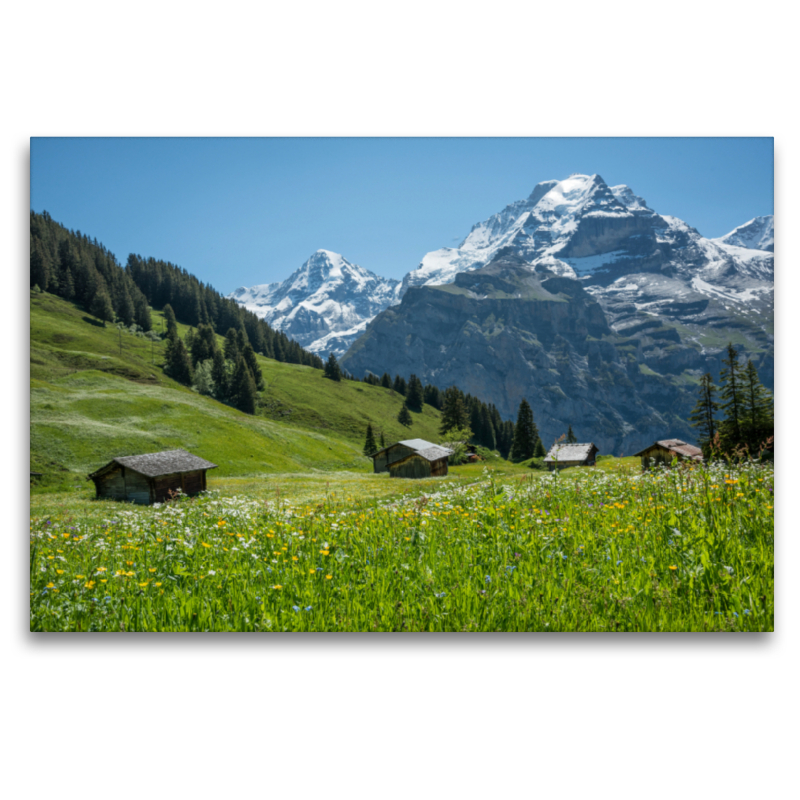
[402,173,658,291]
[711,215,774,252]
[229,250,400,358]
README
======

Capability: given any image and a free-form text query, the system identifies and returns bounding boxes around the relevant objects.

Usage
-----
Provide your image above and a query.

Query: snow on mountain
[711,215,774,252]
[401,174,661,292]
[229,176,772,361]
[229,250,400,358]
[399,173,773,336]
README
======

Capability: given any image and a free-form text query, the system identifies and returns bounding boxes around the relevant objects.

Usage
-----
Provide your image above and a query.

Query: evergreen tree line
[689,343,774,458]
[125,253,323,370]
[30,210,324,375]
[30,211,151,330]
[161,307,265,414]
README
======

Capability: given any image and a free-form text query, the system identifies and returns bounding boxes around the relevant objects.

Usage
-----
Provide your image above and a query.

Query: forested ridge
[29,210,553,446]
[29,210,323,370]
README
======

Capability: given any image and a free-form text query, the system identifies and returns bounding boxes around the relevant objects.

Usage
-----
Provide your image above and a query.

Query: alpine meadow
[29,150,774,633]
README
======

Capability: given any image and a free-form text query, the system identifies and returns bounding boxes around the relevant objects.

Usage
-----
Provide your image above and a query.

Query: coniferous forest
[30,210,323,375]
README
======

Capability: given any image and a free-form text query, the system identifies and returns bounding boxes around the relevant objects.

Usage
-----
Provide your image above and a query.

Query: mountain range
[229,174,773,453]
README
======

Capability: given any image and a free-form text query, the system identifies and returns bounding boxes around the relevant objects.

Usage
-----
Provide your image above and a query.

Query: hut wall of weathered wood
[547,460,586,472]
[373,444,416,474]
[88,449,216,504]
[389,454,448,479]
[95,466,152,504]
[634,440,703,469]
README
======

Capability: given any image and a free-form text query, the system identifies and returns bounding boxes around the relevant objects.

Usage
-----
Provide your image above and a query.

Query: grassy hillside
[30,291,446,492]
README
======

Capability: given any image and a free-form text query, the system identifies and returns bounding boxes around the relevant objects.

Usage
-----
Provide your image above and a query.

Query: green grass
[29,459,774,632]
[30,292,447,490]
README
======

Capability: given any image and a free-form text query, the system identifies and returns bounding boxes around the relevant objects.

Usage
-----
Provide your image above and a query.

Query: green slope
[30,292,445,491]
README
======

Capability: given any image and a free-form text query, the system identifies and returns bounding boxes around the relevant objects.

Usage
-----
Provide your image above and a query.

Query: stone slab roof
[633,439,703,460]
[88,449,218,480]
[544,443,598,463]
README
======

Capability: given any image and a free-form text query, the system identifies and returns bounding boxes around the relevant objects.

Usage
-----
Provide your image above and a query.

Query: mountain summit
[230,250,400,357]
[339,175,773,453]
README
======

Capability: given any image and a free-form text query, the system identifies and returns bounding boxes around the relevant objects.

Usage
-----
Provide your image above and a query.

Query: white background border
[5,3,796,798]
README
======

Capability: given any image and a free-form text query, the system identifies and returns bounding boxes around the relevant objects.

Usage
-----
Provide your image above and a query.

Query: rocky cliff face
[340,174,773,453]
[343,254,713,454]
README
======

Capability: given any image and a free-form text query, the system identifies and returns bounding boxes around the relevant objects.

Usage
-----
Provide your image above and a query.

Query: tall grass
[29,460,773,632]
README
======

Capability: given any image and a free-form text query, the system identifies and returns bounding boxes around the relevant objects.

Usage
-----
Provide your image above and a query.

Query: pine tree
[479,405,496,451]
[718,343,744,452]
[242,343,264,390]
[224,328,240,361]
[566,425,577,444]
[211,350,229,401]
[741,360,773,454]
[164,337,194,386]
[423,384,442,410]
[534,437,546,458]
[324,352,342,381]
[440,386,469,434]
[398,401,413,427]
[393,375,407,395]
[30,244,49,290]
[232,357,257,414]
[381,372,392,389]
[363,423,377,456]
[509,399,538,461]
[406,374,424,412]
[380,431,386,448]
[91,289,115,326]
[134,296,152,331]
[689,373,720,455]
[163,303,178,340]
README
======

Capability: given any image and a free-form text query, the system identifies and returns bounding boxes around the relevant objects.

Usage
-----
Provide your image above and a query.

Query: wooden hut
[544,443,599,471]
[634,439,703,469]
[371,438,451,479]
[88,449,217,504]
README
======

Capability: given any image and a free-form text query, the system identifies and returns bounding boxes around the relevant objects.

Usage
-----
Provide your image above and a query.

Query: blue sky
[30,137,773,292]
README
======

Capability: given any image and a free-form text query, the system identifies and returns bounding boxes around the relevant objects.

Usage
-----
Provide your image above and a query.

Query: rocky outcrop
[343,255,706,455]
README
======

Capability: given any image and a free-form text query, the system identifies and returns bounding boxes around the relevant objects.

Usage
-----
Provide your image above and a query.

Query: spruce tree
[509,399,538,461]
[689,373,720,455]
[163,303,178,340]
[398,401,413,427]
[380,431,386,448]
[91,289,115,326]
[381,373,392,389]
[719,343,744,452]
[224,328,240,361]
[534,437,546,458]
[423,384,442,410]
[164,337,194,386]
[363,423,377,456]
[211,350,229,401]
[393,375,407,395]
[741,360,773,454]
[406,374,424,412]
[232,357,257,414]
[440,386,469,434]
[242,343,264,390]
[479,405,496,451]
[324,352,342,381]
[566,425,577,444]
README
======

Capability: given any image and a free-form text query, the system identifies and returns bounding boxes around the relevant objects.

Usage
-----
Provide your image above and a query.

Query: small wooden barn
[544,442,599,471]
[88,449,218,504]
[371,438,451,479]
[634,439,703,469]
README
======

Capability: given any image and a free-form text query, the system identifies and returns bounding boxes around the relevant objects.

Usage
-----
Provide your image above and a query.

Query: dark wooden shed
[544,443,599,471]
[87,449,218,504]
[371,438,451,479]
[633,439,703,469]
